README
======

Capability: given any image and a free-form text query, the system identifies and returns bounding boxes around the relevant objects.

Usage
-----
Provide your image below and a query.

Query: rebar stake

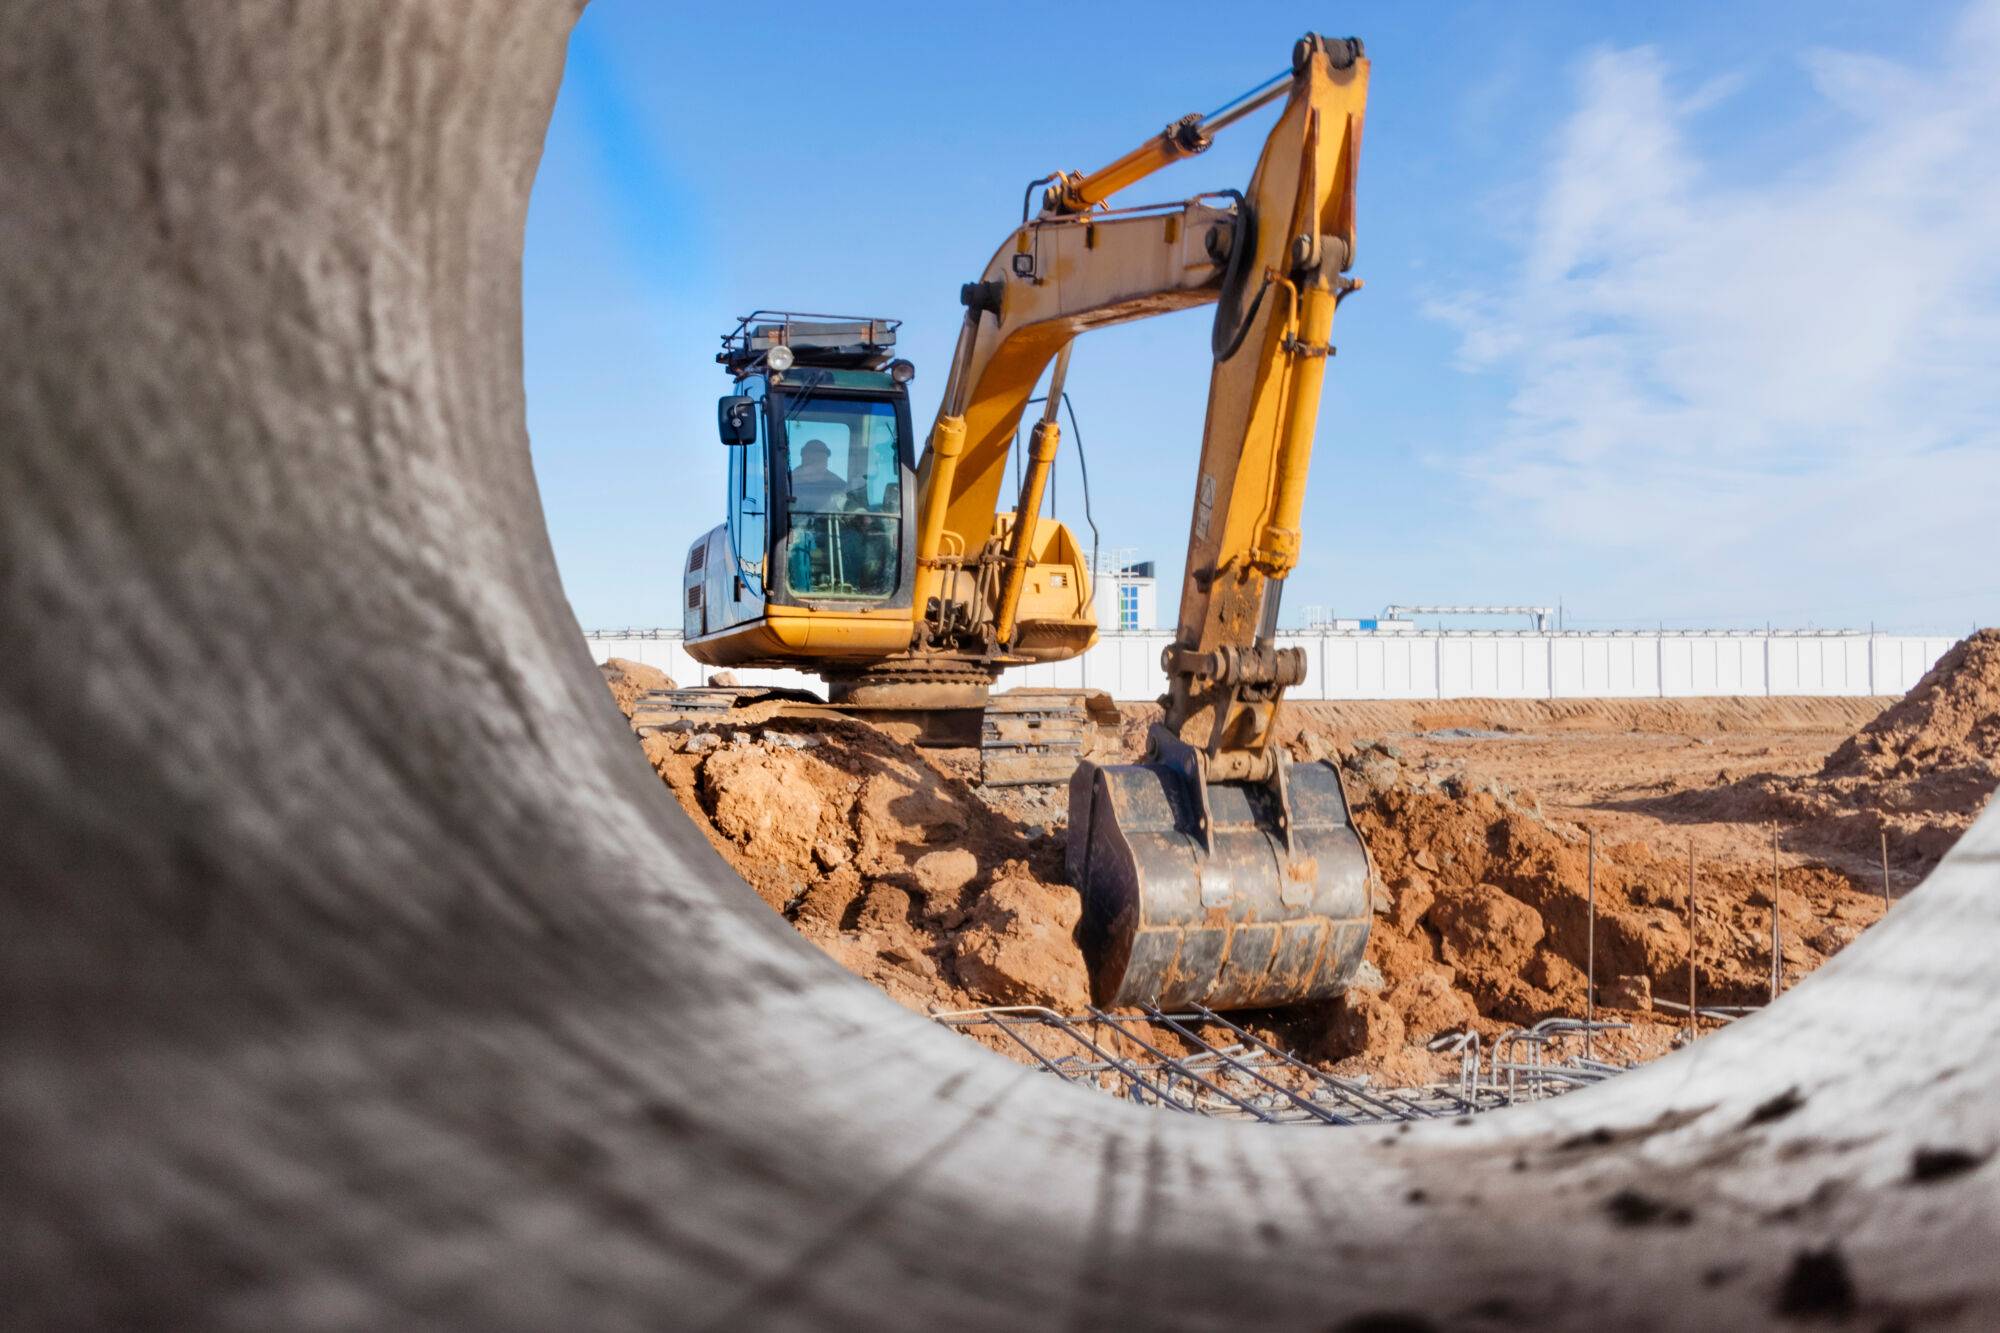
[1770,827,1782,1002]
[1585,830,1597,1062]
[1686,837,1698,1042]
[1880,830,1892,911]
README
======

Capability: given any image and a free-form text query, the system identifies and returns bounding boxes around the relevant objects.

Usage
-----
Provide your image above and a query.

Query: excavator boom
[1068,36,1375,1011]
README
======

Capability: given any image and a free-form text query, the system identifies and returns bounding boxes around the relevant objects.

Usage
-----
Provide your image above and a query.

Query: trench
[3,5,1996,1328]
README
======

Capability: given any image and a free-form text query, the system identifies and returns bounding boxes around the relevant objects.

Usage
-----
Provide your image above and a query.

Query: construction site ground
[603,630,1998,1097]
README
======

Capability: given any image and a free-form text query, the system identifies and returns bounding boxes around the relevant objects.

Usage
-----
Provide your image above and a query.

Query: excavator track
[977,687,1123,787]
[627,684,830,734]
[627,682,1120,790]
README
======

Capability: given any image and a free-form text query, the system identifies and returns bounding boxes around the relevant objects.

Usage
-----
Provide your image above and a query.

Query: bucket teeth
[1069,735,1373,1011]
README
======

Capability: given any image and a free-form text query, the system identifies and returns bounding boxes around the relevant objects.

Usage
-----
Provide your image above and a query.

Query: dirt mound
[1194,742,1879,1082]
[600,657,674,716]
[1669,631,2000,871]
[1825,629,2000,778]
[635,712,1088,1014]
[609,675,1887,1085]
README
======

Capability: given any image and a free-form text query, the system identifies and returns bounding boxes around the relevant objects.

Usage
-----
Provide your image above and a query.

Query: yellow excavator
[671,34,1374,1011]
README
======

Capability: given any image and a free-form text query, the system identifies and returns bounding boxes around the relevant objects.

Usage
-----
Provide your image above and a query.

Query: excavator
[667,34,1374,1012]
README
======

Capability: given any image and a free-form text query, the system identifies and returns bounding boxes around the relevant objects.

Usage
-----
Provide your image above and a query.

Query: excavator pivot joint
[1165,112,1211,155]
[1164,644,1305,688]
[1295,33,1364,73]
[960,280,1005,315]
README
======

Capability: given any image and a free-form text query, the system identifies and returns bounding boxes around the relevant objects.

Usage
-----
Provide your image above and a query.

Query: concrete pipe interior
[3,5,1995,1328]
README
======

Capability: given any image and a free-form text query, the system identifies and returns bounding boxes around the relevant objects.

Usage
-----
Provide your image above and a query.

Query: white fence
[584,629,1958,702]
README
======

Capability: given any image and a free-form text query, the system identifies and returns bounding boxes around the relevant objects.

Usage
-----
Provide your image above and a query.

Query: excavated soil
[1287,745,1879,1082]
[628,700,1089,1016]
[603,666,1946,1087]
[1757,629,2000,867]
[1600,630,2000,875]
[600,657,675,715]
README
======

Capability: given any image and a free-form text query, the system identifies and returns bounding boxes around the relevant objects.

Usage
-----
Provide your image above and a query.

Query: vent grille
[687,542,707,574]
[686,584,703,609]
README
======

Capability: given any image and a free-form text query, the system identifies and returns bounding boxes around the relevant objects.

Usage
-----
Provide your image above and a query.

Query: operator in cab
[788,439,846,512]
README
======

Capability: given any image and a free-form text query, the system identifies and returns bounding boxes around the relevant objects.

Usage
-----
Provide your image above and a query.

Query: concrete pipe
[2,5,1995,1328]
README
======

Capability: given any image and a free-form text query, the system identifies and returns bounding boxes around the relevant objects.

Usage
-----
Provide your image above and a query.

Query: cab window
[778,394,901,599]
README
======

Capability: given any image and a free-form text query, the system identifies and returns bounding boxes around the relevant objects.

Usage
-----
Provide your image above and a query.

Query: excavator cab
[684,314,922,660]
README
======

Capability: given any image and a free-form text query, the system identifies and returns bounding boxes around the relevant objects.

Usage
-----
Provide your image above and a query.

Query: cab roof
[718,309,901,375]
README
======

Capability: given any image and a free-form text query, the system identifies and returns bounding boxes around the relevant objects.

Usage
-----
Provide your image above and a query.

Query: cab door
[717,377,771,630]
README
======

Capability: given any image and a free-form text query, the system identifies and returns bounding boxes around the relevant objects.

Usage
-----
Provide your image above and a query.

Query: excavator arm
[912,193,1237,649]
[894,35,1375,1013]
[1164,35,1367,775]
[915,38,1364,676]
[1058,35,1377,1011]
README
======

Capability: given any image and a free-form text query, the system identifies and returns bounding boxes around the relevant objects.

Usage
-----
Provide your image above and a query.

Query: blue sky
[525,1,1999,634]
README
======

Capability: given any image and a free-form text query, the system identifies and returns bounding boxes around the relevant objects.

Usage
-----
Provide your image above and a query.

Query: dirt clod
[1331,991,1406,1060]
[600,658,674,716]
[1431,883,1546,974]
[1603,975,1653,1012]
[950,872,1089,1008]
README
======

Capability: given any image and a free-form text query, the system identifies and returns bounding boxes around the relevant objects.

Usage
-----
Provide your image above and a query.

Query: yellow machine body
[677,35,1379,1009]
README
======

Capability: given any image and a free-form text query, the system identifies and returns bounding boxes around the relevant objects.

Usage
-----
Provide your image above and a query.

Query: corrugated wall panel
[579,631,1956,702]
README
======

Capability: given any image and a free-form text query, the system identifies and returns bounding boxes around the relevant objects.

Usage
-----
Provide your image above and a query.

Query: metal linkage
[934,1006,1328,1123]
[1165,1004,1467,1121]
[933,1006,1629,1125]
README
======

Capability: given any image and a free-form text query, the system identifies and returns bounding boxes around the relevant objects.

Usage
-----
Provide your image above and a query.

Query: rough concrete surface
[3,4,1997,1329]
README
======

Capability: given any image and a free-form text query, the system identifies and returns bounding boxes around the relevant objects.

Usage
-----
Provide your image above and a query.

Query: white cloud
[1431,2,2000,622]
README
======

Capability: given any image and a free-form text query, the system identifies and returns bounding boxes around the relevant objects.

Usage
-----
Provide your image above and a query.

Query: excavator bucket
[1067,730,1373,1011]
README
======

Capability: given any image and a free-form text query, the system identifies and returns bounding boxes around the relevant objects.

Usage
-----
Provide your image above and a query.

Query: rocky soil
[596,646,1991,1087]
[629,701,1089,1016]
[600,657,674,715]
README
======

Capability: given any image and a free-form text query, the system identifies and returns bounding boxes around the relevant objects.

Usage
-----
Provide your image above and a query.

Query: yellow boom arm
[913,36,1369,778]
[1163,36,1367,776]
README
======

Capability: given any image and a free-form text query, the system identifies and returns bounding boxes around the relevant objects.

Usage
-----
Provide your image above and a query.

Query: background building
[1090,551,1156,633]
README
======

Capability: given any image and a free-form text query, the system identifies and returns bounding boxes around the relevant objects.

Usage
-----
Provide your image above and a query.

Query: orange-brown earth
[629,702,1090,1017]
[600,657,674,715]
[605,631,1995,1087]
[1631,628,2000,875]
